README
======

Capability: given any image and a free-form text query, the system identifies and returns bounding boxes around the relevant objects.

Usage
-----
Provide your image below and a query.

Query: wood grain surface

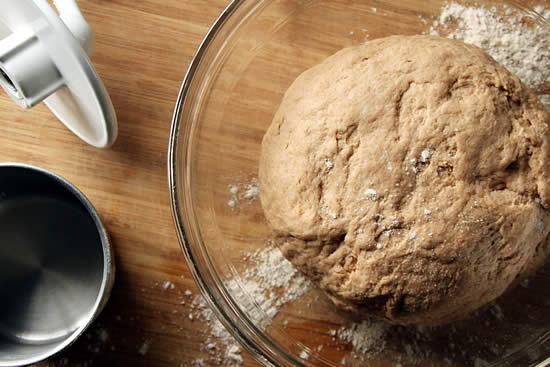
[0,1,235,366]
[0,1,547,367]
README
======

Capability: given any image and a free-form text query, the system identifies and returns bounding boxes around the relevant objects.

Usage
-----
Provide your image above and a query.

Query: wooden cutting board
[0,1,237,366]
[0,1,545,367]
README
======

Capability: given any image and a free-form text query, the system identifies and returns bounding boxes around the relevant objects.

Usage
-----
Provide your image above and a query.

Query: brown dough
[259,35,550,326]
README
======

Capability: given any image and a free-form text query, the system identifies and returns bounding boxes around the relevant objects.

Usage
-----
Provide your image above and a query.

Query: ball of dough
[259,35,550,326]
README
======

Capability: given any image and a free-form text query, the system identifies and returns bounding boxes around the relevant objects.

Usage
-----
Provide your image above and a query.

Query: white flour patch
[163,281,175,290]
[138,340,150,356]
[189,246,312,366]
[333,319,389,356]
[420,149,432,163]
[429,2,550,110]
[227,178,260,209]
[365,188,378,200]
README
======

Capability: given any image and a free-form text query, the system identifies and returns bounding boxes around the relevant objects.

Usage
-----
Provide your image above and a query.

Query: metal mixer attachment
[0,0,117,148]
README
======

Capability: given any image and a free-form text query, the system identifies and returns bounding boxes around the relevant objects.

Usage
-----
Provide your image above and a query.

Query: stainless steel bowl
[0,163,115,367]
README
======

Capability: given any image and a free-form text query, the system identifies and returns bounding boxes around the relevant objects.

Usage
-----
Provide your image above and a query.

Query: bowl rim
[167,1,302,366]
[0,162,115,367]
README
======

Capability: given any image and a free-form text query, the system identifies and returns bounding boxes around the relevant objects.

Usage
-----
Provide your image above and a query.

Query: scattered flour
[98,329,109,343]
[365,188,378,200]
[163,281,175,290]
[225,345,244,365]
[333,319,388,355]
[138,340,150,356]
[227,178,260,208]
[189,295,243,366]
[429,2,550,110]
[244,246,312,306]
[299,350,310,361]
[420,149,432,163]
[189,246,312,366]
[243,185,259,200]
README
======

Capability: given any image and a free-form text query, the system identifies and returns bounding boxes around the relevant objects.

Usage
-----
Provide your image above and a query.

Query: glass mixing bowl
[169,1,550,366]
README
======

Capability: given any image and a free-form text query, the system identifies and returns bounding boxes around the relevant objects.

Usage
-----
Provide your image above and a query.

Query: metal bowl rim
[0,162,115,367]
